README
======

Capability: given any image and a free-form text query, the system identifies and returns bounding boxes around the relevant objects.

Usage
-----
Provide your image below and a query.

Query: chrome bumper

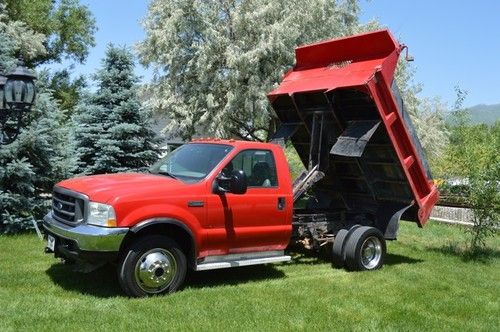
[43,212,129,252]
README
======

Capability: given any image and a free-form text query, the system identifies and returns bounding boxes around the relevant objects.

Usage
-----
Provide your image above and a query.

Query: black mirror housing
[214,170,247,195]
[229,170,247,194]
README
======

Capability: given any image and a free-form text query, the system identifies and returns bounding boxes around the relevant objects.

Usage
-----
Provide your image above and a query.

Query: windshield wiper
[155,170,179,180]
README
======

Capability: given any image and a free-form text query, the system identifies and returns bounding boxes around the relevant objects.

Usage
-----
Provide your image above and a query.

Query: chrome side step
[195,251,291,271]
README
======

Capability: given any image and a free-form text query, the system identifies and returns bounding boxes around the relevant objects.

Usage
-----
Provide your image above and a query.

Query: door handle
[277,197,285,210]
[188,201,204,207]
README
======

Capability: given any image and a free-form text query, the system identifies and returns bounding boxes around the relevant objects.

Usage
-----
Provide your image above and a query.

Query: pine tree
[0,70,71,234]
[0,6,72,233]
[72,45,159,175]
[0,88,72,233]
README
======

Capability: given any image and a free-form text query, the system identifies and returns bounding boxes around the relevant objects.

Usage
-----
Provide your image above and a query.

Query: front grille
[52,187,87,225]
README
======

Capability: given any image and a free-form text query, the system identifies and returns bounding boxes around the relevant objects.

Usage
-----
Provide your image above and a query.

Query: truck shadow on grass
[384,253,424,266]
[46,251,423,297]
[288,246,424,267]
[185,265,285,289]
[46,262,286,298]
[46,263,123,298]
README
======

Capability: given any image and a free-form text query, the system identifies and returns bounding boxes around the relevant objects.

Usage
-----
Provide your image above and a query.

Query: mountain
[445,103,500,125]
[469,104,500,124]
[466,103,500,125]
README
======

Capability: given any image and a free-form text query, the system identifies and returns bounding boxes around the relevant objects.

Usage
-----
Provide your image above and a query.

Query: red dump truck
[43,30,439,297]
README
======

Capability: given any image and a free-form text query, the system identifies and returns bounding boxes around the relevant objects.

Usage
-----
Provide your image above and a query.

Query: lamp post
[0,58,37,145]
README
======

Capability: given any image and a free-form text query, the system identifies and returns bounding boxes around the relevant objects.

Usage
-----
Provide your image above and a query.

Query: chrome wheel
[134,248,177,294]
[360,236,382,269]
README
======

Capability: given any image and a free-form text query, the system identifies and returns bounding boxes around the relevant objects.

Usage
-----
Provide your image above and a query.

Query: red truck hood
[57,173,188,203]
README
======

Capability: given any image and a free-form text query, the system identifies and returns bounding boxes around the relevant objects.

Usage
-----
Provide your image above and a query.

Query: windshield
[149,143,233,183]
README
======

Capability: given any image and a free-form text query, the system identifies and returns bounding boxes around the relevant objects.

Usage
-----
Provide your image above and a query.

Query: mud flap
[376,202,414,240]
[330,120,380,157]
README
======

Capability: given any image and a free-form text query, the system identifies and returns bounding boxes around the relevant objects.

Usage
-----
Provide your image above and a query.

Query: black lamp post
[0,58,37,145]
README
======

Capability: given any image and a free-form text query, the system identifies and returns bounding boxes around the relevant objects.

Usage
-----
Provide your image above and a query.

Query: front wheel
[344,226,386,271]
[118,235,187,297]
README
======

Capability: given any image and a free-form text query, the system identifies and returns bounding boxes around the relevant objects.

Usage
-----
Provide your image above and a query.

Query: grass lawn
[0,221,498,331]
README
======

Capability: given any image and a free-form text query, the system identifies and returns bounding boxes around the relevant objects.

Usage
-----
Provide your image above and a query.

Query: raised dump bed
[268,29,439,232]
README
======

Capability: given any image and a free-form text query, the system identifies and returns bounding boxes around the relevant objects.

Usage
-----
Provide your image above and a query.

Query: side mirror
[229,170,247,194]
[214,170,247,195]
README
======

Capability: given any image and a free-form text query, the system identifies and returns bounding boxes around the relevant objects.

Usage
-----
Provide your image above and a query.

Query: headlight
[88,202,117,227]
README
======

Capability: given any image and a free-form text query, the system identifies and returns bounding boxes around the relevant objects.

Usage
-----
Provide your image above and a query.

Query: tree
[394,58,449,166]
[0,87,72,233]
[1,0,96,120]
[467,156,499,253]
[0,62,71,234]
[3,0,96,64]
[0,5,73,233]
[72,45,160,175]
[0,3,46,64]
[434,89,499,254]
[138,0,364,141]
[46,69,87,118]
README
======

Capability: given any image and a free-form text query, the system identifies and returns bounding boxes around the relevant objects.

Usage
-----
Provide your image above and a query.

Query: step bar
[195,251,291,271]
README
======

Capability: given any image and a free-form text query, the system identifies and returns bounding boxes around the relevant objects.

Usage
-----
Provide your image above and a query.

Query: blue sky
[46,0,500,108]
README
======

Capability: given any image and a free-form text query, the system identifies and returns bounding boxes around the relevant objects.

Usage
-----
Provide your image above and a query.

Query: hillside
[466,103,500,124]
[446,103,500,125]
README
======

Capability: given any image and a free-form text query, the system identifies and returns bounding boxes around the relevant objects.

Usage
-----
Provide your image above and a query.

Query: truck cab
[44,139,294,296]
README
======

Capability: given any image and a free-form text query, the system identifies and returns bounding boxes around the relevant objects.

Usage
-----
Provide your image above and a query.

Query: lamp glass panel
[4,79,13,103]
[13,80,23,103]
[0,88,4,109]
[25,81,35,104]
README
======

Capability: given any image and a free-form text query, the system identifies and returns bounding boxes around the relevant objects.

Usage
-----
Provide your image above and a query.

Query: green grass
[0,222,498,331]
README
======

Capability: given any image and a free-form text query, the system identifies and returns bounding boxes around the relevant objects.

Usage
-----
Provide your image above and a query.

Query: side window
[225,150,278,188]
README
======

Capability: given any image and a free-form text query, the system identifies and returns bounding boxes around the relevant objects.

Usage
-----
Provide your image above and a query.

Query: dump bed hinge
[292,164,325,202]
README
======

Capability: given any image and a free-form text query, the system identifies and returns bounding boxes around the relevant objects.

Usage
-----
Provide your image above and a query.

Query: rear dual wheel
[332,226,386,271]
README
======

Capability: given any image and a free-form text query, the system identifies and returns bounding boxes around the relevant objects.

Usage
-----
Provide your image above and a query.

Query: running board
[195,251,291,271]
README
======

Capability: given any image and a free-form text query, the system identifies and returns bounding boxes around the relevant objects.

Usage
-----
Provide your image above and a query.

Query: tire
[118,235,187,297]
[344,226,386,271]
[331,225,361,268]
[332,229,348,268]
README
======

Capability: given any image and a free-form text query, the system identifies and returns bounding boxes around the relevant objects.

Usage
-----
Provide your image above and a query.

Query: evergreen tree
[0,87,71,233]
[72,45,159,175]
[0,5,72,233]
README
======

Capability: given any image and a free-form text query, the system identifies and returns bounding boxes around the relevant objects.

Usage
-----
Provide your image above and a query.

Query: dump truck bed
[268,29,438,226]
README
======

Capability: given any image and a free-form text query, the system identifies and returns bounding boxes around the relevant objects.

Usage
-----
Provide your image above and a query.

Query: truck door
[206,149,290,253]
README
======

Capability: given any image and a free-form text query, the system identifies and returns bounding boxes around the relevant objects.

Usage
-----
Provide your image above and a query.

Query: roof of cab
[189,138,276,149]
